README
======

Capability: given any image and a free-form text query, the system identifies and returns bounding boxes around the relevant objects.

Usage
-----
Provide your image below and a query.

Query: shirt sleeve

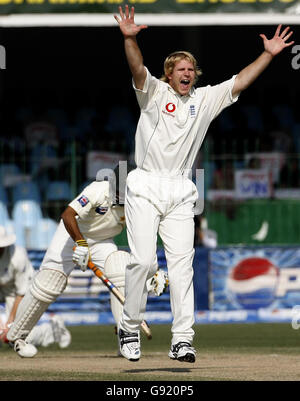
[133,67,160,110]
[68,181,106,219]
[204,75,239,121]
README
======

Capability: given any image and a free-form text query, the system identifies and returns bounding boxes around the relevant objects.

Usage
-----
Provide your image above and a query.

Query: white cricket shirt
[0,245,34,298]
[133,67,239,174]
[68,181,125,241]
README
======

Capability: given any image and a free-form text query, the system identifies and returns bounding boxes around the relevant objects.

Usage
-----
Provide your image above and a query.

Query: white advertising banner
[86,151,125,180]
[235,169,272,199]
[245,152,285,184]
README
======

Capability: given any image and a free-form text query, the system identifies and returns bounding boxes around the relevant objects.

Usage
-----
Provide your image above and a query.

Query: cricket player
[0,226,71,354]
[7,167,168,357]
[114,5,294,362]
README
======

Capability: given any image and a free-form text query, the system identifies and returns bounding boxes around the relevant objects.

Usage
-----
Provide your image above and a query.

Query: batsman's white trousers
[42,220,117,275]
[120,168,198,345]
[42,221,123,324]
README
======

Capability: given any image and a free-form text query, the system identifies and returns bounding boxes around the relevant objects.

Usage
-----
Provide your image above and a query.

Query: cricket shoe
[50,315,71,349]
[118,328,141,362]
[168,342,196,363]
[13,339,38,358]
[114,326,123,357]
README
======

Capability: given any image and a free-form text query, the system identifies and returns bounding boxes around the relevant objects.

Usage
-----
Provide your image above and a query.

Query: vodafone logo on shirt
[166,103,176,112]
[163,102,176,117]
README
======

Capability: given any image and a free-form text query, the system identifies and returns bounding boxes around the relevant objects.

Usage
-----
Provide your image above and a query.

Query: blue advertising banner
[157,246,209,310]
[210,247,300,312]
[25,247,209,326]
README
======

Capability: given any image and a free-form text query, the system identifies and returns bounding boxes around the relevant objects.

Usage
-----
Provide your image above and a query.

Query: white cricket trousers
[42,221,123,324]
[120,168,198,345]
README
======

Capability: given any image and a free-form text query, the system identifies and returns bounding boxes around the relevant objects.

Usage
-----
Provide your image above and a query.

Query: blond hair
[160,51,202,84]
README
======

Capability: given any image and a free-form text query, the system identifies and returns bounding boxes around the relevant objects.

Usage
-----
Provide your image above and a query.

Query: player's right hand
[114,5,148,38]
[72,239,90,271]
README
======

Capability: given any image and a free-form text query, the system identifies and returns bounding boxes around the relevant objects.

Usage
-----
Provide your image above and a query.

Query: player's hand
[114,5,148,38]
[0,327,8,343]
[146,269,169,296]
[72,239,90,271]
[0,324,11,344]
[260,25,294,57]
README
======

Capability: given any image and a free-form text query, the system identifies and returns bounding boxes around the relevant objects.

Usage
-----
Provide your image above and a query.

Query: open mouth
[180,79,190,89]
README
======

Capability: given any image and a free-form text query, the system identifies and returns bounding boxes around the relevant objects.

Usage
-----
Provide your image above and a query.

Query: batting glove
[146,269,169,296]
[72,239,90,271]
[0,323,12,344]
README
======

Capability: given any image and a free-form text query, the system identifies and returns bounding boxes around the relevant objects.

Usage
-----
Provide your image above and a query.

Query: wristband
[76,239,88,247]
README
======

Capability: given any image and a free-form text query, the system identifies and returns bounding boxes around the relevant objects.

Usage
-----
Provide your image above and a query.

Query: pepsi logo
[227,257,279,310]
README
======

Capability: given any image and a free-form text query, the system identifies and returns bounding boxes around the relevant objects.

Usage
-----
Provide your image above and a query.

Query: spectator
[0,225,71,355]
[212,160,235,190]
[279,157,300,188]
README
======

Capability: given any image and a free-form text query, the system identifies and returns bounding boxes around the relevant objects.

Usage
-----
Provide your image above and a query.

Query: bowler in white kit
[114,5,294,362]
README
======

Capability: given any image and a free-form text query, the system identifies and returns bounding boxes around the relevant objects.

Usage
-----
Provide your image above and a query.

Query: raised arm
[114,5,147,90]
[232,25,294,98]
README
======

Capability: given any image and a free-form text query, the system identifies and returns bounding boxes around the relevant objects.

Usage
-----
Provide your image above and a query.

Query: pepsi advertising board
[210,247,300,312]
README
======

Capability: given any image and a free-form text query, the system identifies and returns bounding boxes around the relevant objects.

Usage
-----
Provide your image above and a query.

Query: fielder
[114,5,294,362]
[7,168,168,357]
[0,226,71,354]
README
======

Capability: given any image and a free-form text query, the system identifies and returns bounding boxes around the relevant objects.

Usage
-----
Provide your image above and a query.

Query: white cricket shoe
[118,328,140,362]
[168,342,196,363]
[14,339,38,358]
[50,315,71,349]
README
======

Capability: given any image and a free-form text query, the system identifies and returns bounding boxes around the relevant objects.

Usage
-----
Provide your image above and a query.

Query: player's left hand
[146,269,169,296]
[260,24,294,57]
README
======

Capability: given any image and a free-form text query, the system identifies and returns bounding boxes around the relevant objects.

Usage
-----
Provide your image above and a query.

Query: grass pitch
[1,323,300,381]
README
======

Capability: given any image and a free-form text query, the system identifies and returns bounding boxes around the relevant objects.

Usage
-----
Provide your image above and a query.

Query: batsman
[6,165,168,357]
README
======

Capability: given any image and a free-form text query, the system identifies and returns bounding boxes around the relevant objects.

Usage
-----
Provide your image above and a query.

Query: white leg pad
[104,251,129,325]
[7,268,67,342]
[110,287,124,325]
[30,268,67,303]
[103,251,160,324]
[104,251,128,287]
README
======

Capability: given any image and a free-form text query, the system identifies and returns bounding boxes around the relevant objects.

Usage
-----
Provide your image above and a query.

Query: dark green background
[0,0,298,15]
